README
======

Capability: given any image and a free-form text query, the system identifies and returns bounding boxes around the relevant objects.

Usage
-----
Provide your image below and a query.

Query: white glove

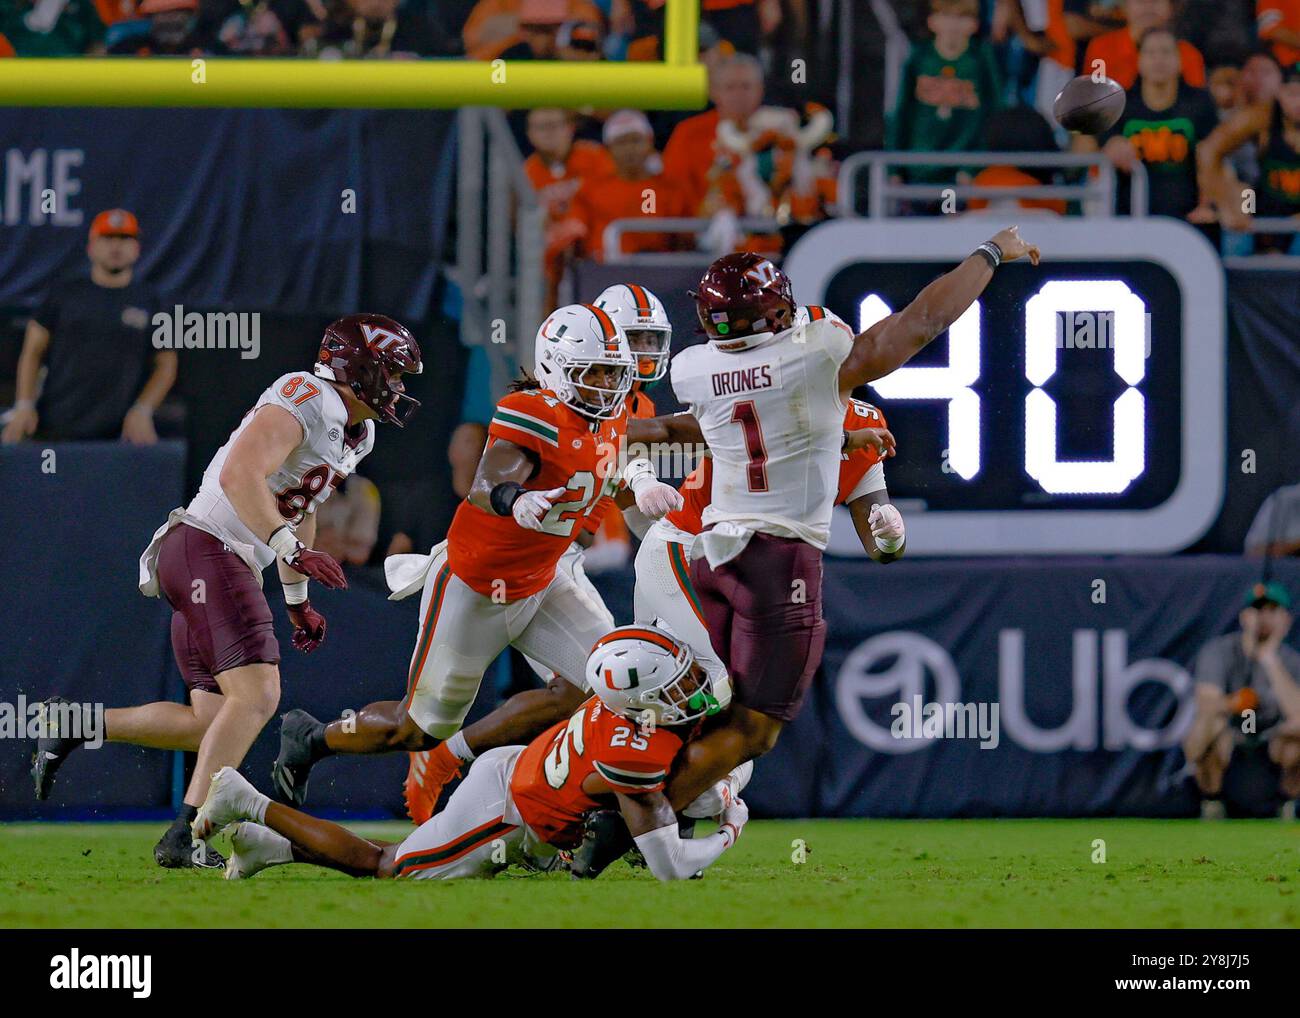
[633,479,683,520]
[869,502,905,553]
[513,487,565,532]
[718,797,749,848]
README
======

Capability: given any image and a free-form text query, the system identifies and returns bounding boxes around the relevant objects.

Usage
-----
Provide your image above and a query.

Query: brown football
[1052,75,1126,134]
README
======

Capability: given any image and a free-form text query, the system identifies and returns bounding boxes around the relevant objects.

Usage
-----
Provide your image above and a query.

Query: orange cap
[89,208,139,239]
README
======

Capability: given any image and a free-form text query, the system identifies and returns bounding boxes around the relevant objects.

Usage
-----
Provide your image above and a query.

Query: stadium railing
[836,150,1148,218]
[600,217,782,266]
[455,107,544,390]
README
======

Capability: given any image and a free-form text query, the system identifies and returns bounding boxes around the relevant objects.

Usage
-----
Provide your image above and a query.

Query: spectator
[1197,59,1300,253]
[1035,0,1084,125]
[1065,0,1129,56]
[1245,481,1300,557]
[0,0,105,55]
[463,0,601,60]
[2,210,177,445]
[1082,0,1206,89]
[208,0,296,55]
[94,0,141,24]
[887,0,1002,185]
[315,475,381,566]
[662,52,766,214]
[523,107,615,294]
[310,0,458,58]
[1182,582,1300,818]
[968,106,1069,214]
[1258,0,1300,69]
[569,109,691,261]
[701,0,781,55]
[555,17,601,60]
[1208,61,1241,117]
[107,0,225,55]
[1081,28,1218,220]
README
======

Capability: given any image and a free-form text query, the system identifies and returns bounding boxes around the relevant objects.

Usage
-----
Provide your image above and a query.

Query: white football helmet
[793,305,849,330]
[586,624,720,726]
[593,283,673,383]
[534,303,636,420]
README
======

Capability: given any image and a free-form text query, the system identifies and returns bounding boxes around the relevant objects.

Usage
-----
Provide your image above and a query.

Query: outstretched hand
[990,226,1040,266]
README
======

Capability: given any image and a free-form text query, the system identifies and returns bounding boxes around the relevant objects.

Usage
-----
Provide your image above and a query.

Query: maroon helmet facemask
[314,313,423,427]
[690,253,795,351]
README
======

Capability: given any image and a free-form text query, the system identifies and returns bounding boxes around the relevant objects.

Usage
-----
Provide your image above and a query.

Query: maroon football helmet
[314,313,423,427]
[691,253,795,350]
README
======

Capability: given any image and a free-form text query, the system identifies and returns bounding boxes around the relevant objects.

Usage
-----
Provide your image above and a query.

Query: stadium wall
[2,438,1298,819]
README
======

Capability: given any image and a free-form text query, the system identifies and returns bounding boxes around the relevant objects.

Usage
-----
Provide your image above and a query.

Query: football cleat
[193,766,262,840]
[30,696,85,801]
[225,821,292,880]
[272,709,322,806]
[568,809,635,880]
[153,821,226,870]
[403,743,462,825]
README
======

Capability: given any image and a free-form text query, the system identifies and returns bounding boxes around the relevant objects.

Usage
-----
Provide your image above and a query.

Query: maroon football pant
[690,532,827,723]
[155,523,280,694]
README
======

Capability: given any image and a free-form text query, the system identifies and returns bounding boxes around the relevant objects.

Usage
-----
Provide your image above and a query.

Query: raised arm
[837,226,1040,393]
[1196,104,1270,223]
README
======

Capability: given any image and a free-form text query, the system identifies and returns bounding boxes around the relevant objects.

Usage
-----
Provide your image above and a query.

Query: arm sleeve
[633,823,734,882]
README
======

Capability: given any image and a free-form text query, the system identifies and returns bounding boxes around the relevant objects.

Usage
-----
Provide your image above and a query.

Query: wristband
[14,399,36,412]
[622,457,658,494]
[267,525,302,563]
[974,240,1003,269]
[282,580,309,605]
[489,481,525,517]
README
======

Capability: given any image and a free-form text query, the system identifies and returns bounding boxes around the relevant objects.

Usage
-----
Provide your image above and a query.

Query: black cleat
[30,696,85,801]
[153,821,226,870]
[569,809,636,880]
[272,708,323,806]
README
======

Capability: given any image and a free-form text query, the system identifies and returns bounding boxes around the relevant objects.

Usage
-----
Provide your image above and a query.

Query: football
[1052,74,1127,134]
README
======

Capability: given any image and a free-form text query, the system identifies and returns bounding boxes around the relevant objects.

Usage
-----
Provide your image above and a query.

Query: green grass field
[3,818,1299,928]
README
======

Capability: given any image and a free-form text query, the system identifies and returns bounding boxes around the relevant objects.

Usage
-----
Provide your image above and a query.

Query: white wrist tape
[267,526,302,563]
[282,580,309,605]
[622,457,658,495]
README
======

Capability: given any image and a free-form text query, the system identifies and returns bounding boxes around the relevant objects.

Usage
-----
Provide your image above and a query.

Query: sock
[309,720,332,760]
[244,787,271,825]
[445,732,475,763]
[264,829,293,865]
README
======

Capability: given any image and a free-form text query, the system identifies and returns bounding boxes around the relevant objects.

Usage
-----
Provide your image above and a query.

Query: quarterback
[273,304,683,811]
[195,626,747,883]
[31,314,423,868]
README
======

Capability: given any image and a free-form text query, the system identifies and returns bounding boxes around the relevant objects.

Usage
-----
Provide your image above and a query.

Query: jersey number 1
[731,400,769,493]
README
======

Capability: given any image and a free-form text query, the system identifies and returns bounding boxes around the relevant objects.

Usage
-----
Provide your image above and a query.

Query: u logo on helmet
[604,666,640,691]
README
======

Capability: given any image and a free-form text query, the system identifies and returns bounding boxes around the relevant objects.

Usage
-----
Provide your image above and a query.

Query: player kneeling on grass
[194,625,748,882]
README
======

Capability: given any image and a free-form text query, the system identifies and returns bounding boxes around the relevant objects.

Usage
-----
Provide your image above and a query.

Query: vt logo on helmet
[586,624,720,726]
[690,252,795,352]
[534,304,635,420]
[314,313,423,427]
[593,283,673,384]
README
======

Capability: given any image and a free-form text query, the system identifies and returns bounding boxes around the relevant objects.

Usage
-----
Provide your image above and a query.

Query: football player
[194,625,748,883]
[274,305,683,811]
[404,285,674,823]
[30,314,422,868]
[627,230,1039,827]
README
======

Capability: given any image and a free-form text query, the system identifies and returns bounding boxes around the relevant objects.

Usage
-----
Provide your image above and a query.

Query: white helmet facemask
[594,284,673,384]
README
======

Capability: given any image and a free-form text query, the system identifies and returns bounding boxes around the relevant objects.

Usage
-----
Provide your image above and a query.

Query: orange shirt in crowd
[570,172,692,261]
[967,166,1068,215]
[93,0,139,24]
[0,34,14,58]
[1083,28,1205,89]
[1042,0,1075,72]
[1258,0,1300,69]
[661,108,722,214]
[524,140,615,283]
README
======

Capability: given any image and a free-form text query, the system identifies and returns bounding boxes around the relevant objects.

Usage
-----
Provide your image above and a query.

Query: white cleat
[225,821,292,880]
[193,766,260,840]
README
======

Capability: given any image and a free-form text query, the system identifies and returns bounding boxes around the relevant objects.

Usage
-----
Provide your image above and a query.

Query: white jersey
[184,372,375,571]
[669,315,854,549]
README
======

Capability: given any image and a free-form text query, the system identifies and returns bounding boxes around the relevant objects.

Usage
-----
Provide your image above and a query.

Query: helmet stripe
[627,284,652,315]
[584,303,619,342]
[592,627,682,657]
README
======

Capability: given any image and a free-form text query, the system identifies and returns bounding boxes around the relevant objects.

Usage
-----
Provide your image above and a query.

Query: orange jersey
[447,388,627,600]
[1259,0,1300,67]
[510,695,686,847]
[582,387,658,536]
[664,398,890,535]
